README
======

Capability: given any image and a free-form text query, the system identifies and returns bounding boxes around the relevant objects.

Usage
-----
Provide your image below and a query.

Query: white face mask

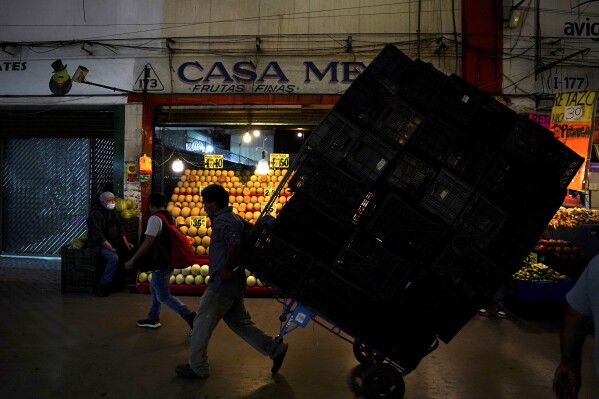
[105,203,116,210]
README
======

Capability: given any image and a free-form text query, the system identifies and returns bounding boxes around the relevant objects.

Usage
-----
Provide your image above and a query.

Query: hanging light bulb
[256,150,269,175]
[253,129,261,137]
[243,131,252,143]
[172,158,184,173]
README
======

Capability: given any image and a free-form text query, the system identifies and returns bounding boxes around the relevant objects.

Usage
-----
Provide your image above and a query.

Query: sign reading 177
[269,153,289,168]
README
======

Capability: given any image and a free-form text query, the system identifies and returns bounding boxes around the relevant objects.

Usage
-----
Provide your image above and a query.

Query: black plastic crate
[420,168,473,225]
[61,246,102,293]
[274,193,354,263]
[408,115,464,165]
[306,110,364,165]
[408,115,497,185]
[502,115,558,164]
[296,261,375,333]
[483,218,539,274]
[365,193,448,264]
[453,192,508,250]
[395,59,451,114]
[288,151,374,222]
[480,153,567,232]
[430,236,503,306]
[240,225,316,297]
[539,136,585,189]
[398,275,477,344]
[468,95,517,144]
[370,96,424,150]
[341,132,397,185]
[433,74,485,126]
[334,74,393,128]
[362,43,414,93]
[333,228,416,300]
[386,151,439,201]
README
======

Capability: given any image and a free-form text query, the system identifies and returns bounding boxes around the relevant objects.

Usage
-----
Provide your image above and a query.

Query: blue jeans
[91,246,119,286]
[148,269,193,321]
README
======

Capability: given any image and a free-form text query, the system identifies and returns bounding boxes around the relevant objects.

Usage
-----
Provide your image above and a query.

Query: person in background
[478,285,508,319]
[553,256,599,398]
[86,191,134,297]
[124,192,196,334]
[175,184,288,379]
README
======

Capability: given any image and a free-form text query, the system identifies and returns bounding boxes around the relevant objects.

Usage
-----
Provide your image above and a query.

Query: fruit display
[70,232,88,249]
[548,206,599,228]
[167,167,292,257]
[512,262,568,282]
[138,265,265,288]
[533,238,579,259]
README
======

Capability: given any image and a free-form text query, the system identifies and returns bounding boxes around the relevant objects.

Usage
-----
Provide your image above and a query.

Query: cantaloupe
[191,264,201,276]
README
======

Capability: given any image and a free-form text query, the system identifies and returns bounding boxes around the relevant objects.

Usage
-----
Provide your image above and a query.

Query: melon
[181,266,192,276]
[169,275,175,284]
[173,268,181,275]
[246,276,257,286]
[185,275,195,284]
[201,236,211,247]
[194,275,204,285]
[138,272,148,283]
[147,272,153,282]
[200,265,210,276]
[175,274,185,284]
[191,264,201,276]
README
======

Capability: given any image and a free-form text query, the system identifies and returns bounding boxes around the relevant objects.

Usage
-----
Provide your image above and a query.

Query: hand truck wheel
[361,363,405,399]
[353,340,385,367]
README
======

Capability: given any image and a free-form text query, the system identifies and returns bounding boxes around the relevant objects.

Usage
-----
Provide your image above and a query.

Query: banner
[549,90,597,191]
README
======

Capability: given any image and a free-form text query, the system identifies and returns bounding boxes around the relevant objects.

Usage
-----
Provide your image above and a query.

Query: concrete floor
[1,257,598,399]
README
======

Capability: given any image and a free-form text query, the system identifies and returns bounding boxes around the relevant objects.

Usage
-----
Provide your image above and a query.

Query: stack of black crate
[242,44,583,371]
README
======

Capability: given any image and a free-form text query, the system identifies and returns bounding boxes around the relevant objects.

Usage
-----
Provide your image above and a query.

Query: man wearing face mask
[86,191,134,297]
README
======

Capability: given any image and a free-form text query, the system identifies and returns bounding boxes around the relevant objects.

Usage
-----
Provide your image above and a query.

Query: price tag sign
[189,216,207,228]
[204,154,224,169]
[269,153,289,168]
[525,252,538,264]
[263,186,276,197]
[260,202,277,216]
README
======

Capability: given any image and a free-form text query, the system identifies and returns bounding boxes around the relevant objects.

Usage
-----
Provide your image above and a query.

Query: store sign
[549,90,598,191]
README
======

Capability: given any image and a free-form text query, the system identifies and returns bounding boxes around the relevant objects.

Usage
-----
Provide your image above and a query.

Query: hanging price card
[204,154,224,169]
[269,153,289,168]
[189,216,207,228]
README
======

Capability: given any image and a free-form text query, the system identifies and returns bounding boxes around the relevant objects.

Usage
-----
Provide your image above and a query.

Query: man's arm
[553,305,591,398]
[220,241,241,281]
[124,235,156,269]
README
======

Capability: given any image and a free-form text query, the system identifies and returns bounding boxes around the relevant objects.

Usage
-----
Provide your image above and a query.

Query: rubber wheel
[353,340,385,366]
[361,363,405,399]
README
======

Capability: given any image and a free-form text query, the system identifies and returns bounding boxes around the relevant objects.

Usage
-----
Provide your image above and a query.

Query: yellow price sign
[263,186,276,197]
[269,153,289,168]
[525,252,538,264]
[260,202,276,216]
[204,154,224,169]
[189,216,207,228]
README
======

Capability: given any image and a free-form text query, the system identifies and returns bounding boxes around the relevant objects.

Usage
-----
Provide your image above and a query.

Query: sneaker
[496,310,508,319]
[184,312,196,336]
[137,318,161,329]
[477,308,488,316]
[97,285,110,297]
[175,363,209,379]
[271,342,288,375]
